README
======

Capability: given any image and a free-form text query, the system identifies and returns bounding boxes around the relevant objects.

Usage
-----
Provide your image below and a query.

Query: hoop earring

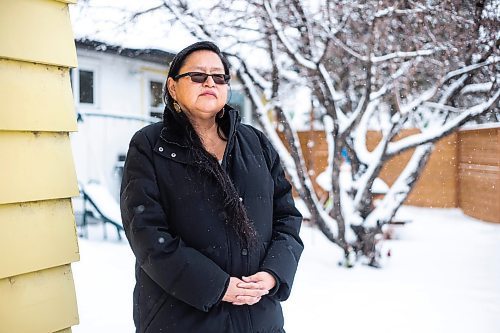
[217,107,225,119]
[173,101,182,113]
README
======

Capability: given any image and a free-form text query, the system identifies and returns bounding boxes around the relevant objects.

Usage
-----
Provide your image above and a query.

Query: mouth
[200,91,217,97]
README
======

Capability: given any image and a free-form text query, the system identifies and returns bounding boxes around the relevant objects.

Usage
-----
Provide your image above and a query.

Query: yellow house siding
[0,131,79,205]
[0,199,79,279]
[0,59,77,132]
[0,0,77,67]
[0,265,79,333]
[0,0,80,331]
[54,329,73,333]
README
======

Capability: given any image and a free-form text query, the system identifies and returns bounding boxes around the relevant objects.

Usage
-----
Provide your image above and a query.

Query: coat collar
[159,104,240,149]
[154,105,240,165]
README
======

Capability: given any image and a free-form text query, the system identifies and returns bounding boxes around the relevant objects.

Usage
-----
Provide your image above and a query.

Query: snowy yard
[72,206,500,333]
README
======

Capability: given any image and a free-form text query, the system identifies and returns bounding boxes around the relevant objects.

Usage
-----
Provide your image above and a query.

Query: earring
[173,101,182,113]
[217,107,225,119]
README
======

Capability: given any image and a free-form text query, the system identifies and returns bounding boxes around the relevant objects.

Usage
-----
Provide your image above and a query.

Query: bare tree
[77,0,500,266]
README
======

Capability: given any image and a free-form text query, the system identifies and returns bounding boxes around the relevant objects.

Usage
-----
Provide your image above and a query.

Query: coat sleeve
[257,133,304,302]
[120,129,230,312]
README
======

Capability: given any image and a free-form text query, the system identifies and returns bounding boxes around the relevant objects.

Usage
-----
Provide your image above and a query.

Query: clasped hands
[222,271,276,306]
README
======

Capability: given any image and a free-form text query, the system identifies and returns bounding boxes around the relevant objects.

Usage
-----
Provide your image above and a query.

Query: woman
[120,41,303,333]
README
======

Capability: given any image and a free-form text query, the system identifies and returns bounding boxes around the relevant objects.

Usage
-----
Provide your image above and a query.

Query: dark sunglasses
[174,72,230,84]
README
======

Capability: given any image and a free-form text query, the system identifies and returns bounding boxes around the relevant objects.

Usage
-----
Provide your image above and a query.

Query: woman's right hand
[222,277,268,305]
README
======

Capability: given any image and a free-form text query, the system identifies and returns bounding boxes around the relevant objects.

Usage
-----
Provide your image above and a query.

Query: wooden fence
[289,125,499,223]
[457,126,499,223]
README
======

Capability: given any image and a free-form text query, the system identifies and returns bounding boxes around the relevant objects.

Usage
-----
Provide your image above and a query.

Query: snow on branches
[75,0,500,265]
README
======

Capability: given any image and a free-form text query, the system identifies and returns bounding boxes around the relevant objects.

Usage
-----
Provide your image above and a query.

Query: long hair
[163,41,256,247]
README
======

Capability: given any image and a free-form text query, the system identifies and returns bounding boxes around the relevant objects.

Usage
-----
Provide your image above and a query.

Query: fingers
[233,296,261,306]
[223,273,275,306]
[242,275,259,282]
[242,272,276,291]
[237,281,264,290]
[222,277,245,303]
[239,287,268,297]
[231,286,267,306]
[223,277,268,305]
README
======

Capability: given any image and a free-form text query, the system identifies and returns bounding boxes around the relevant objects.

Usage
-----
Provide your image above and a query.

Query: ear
[167,77,177,100]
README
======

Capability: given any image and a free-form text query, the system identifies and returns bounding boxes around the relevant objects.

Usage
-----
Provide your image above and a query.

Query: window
[70,65,98,107]
[150,81,163,108]
[79,70,94,104]
[150,81,164,119]
[228,90,251,123]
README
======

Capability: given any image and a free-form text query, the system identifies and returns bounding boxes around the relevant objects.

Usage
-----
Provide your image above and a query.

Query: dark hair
[163,41,256,247]
[163,41,230,109]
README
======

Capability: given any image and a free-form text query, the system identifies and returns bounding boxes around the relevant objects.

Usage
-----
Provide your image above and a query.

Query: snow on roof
[70,1,197,54]
[76,39,175,65]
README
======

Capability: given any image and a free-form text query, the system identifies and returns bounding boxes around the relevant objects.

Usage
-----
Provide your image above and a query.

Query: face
[167,50,228,123]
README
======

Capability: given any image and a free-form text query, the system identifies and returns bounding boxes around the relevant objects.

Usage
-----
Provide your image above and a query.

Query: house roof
[75,39,175,66]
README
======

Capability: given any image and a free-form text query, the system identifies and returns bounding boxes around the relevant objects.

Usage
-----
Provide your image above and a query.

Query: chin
[188,109,220,121]
[197,105,224,115]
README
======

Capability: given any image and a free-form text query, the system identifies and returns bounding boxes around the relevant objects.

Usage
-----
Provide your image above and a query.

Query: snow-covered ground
[72,206,500,332]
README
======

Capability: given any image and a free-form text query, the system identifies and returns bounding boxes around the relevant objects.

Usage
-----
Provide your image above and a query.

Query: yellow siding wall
[0,0,77,67]
[0,0,80,332]
[0,199,79,279]
[0,265,79,333]
[0,131,79,205]
[0,59,76,132]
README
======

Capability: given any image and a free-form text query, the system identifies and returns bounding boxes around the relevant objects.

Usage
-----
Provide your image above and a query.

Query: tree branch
[388,88,500,156]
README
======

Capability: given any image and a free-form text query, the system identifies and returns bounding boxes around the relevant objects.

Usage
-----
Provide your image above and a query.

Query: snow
[281,86,313,131]
[352,102,376,164]
[366,144,432,227]
[70,1,197,53]
[77,110,158,124]
[293,198,311,220]
[263,0,317,70]
[81,182,122,225]
[371,47,440,63]
[72,206,500,332]
[461,82,494,94]
[236,65,302,190]
[460,122,500,131]
[372,177,389,194]
[388,88,500,156]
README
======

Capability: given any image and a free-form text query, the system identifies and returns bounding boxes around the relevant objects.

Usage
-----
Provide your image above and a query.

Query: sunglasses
[174,72,230,85]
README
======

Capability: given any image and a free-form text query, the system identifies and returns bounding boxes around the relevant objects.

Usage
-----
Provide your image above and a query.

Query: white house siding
[71,48,167,202]
[70,44,253,210]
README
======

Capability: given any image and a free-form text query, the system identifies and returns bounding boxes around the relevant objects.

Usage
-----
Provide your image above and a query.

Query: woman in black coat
[120,41,303,333]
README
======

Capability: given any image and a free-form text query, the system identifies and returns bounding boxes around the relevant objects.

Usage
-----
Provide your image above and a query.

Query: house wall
[71,50,167,200]
[0,0,80,332]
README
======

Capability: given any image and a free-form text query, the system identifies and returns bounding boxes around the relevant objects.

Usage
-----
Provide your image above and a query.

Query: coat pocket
[260,241,270,262]
[142,292,169,333]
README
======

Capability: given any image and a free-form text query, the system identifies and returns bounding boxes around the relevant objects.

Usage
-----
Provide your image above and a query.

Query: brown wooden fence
[457,126,500,223]
[288,125,499,223]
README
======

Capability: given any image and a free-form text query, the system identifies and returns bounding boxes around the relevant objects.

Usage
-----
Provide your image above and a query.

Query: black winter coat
[120,108,303,333]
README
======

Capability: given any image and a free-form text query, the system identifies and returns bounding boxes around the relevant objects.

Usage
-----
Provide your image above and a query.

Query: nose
[203,75,216,87]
